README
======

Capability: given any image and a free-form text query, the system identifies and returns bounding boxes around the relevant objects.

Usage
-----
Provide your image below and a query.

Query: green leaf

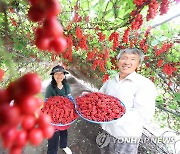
[14,42,24,51]
[169,104,177,110]
[156,100,164,105]
[174,93,180,101]
[160,23,169,31]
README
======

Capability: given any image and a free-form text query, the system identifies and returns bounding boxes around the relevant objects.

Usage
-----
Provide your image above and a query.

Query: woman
[45,65,72,154]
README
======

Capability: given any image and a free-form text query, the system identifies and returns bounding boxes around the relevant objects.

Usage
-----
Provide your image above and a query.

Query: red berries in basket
[41,96,79,125]
[76,92,126,122]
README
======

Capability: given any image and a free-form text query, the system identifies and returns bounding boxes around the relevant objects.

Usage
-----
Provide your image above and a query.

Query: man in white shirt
[99,48,157,154]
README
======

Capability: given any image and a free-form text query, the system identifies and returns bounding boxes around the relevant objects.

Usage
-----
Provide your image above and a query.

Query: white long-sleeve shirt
[99,72,157,138]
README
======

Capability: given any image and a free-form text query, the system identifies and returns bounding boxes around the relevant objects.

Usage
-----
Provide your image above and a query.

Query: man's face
[117,53,140,78]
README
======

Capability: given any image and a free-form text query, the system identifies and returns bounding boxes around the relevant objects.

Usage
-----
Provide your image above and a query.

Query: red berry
[0,68,4,81]
[46,0,61,17]
[35,36,50,51]
[18,73,42,95]
[28,6,45,22]
[43,17,63,37]
[50,37,67,54]
[28,128,44,146]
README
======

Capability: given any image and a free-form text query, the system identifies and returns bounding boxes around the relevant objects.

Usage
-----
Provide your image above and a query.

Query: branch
[156,105,180,117]
[158,73,176,93]
[102,0,111,21]
[152,13,180,29]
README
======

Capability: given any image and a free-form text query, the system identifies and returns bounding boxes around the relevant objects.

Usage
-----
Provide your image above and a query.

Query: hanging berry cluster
[162,63,177,76]
[27,0,67,54]
[160,0,170,15]
[146,0,159,21]
[122,28,130,44]
[108,32,120,50]
[131,14,143,30]
[75,26,89,50]
[0,73,54,154]
[87,48,109,72]
[62,35,74,62]
[154,42,173,56]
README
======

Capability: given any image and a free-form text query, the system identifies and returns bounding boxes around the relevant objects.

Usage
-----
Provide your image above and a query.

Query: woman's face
[53,72,65,83]
[117,53,140,79]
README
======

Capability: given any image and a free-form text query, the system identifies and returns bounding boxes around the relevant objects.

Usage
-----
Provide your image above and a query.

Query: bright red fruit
[43,17,63,37]
[18,73,42,96]
[0,104,20,126]
[28,5,45,22]
[35,36,50,51]
[1,127,17,147]
[50,37,67,54]
[17,96,38,115]
[7,81,23,100]
[46,0,61,17]
[22,115,36,130]
[28,128,44,146]
[37,114,52,128]
[0,68,4,81]
[13,130,27,147]
[42,125,54,138]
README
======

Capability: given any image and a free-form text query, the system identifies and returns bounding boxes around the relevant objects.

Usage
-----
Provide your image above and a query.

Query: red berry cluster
[79,36,89,50]
[154,42,173,56]
[75,26,83,39]
[139,39,148,53]
[108,32,120,50]
[73,13,82,22]
[138,27,152,53]
[98,32,106,42]
[0,73,54,154]
[89,48,109,72]
[133,0,144,6]
[76,92,126,122]
[146,0,159,21]
[27,0,67,54]
[72,4,82,22]
[87,52,95,61]
[157,59,163,67]
[41,96,79,125]
[122,28,130,43]
[74,26,89,51]
[131,14,143,30]
[0,68,4,81]
[87,50,96,61]
[92,59,106,72]
[110,57,119,70]
[163,63,177,76]
[62,35,74,62]
[10,18,17,27]
[102,74,109,83]
[144,26,152,38]
[160,0,169,15]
